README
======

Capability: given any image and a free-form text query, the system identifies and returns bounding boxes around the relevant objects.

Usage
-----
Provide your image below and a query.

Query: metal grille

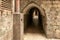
[0,0,12,10]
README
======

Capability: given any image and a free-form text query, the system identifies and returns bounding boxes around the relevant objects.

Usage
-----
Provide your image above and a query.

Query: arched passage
[23,3,47,38]
[24,7,45,34]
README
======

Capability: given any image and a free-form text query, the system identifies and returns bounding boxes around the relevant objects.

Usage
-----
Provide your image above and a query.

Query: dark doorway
[24,7,45,35]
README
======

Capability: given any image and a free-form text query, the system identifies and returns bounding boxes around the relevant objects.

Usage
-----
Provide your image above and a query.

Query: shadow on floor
[24,24,45,36]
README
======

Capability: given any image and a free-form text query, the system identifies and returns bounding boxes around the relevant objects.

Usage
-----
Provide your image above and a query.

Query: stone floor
[24,25,60,40]
[24,33,60,40]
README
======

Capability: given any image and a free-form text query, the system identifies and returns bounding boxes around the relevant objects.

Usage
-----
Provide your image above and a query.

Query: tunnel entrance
[24,7,45,36]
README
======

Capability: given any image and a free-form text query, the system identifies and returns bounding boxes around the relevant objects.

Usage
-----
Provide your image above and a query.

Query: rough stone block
[55,29,60,38]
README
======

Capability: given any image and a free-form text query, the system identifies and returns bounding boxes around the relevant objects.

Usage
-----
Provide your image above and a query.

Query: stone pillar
[13,14,20,40]
[20,13,24,40]
[12,0,15,13]
[16,0,20,12]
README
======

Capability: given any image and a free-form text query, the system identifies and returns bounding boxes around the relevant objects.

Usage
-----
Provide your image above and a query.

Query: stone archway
[23,3,47,38]
[24,7,44,33]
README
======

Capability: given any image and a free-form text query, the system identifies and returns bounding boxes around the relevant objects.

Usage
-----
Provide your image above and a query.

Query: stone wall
[20,0,60,38]
[0,0,13,40]
[0,0,12,10]
[20,0,42,12]
[0,10,13,40]
[0,0,60,40]
[41,1,60,38]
